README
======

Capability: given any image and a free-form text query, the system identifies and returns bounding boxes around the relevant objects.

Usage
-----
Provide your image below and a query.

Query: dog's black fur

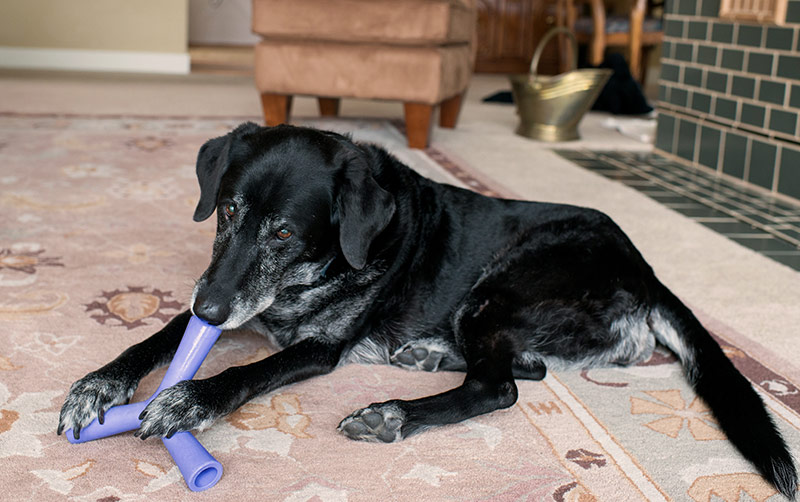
[59,123,797,498]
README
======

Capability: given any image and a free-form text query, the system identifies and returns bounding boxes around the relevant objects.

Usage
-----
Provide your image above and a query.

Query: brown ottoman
[252,0,476,148]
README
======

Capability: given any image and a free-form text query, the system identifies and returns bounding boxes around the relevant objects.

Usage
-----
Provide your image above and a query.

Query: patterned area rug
[1,114,798,501]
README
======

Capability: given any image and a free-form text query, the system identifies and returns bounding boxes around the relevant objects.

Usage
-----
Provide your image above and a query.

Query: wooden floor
[189,45,254,75]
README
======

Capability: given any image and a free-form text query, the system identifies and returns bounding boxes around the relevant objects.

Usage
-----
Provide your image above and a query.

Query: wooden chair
[559,0,663,81]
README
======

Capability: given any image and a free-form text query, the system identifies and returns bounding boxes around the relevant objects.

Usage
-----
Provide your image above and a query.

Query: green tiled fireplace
[655,0,800,202]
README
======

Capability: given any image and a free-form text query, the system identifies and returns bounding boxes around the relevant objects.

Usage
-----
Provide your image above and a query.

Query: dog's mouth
[217,294,277,330]
[190,281,278,330]
[190,256,335,329]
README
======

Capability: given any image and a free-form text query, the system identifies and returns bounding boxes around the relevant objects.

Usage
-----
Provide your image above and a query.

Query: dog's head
[190,122,395,328]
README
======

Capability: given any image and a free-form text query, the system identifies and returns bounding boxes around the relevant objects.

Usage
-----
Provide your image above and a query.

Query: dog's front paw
[136,380,217,439]
[338,402,406,443]
[58,369,137,439]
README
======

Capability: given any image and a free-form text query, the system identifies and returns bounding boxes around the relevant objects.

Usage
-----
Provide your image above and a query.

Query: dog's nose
[193,295,230,326]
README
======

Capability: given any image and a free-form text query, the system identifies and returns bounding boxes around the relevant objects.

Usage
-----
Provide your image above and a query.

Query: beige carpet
[0,70,799,501]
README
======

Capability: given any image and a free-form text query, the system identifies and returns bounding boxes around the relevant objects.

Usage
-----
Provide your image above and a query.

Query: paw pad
[338,405,405,443]
[391,344,444,372]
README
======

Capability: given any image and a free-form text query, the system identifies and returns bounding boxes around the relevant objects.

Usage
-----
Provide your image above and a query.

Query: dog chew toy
[64,315,223,491]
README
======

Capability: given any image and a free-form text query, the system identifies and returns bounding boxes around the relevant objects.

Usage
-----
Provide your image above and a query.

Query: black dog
[59,123,797,498]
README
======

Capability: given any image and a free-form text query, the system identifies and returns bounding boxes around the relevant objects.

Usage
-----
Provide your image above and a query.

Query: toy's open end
[190,462,223,491]
[187,464,222,492]
[162,431,222,491]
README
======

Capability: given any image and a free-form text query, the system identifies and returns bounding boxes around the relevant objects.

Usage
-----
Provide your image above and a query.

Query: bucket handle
[529,27,579,79]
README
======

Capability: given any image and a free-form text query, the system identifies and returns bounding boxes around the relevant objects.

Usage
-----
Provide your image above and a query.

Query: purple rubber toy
[64,315,223,491]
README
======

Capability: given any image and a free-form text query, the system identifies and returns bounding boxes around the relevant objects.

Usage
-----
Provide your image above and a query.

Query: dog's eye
[223,203,236,218]
[276,228,293,240]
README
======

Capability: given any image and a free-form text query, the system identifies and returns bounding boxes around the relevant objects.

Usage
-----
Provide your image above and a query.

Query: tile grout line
[575,152,800,249]
[567,152,800,270]
[644,151,800,218]
[597,153,800,228]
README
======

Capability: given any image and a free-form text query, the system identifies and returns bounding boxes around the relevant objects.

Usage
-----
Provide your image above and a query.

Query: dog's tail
[651,283,797,500]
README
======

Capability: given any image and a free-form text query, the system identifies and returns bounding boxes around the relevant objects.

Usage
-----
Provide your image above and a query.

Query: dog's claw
[135,380,217,439]
[58,369,136,438]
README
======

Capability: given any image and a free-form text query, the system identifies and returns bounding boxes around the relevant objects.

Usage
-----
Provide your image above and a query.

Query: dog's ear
[193,135,231,222]
[193,122,259,222]
[336,149,396,270]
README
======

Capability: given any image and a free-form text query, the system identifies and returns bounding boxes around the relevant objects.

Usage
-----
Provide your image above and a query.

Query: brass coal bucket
[509,27,612,141]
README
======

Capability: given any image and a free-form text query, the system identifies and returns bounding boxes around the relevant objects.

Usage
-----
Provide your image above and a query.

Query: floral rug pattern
[0,114,798,501]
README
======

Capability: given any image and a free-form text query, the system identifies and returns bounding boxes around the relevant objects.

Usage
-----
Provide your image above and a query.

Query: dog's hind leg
[390,339,543,379]
[339,297,523,442]
[338,351,517,442]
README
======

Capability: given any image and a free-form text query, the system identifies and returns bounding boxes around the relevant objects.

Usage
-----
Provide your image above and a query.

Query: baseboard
[0,46,190,74]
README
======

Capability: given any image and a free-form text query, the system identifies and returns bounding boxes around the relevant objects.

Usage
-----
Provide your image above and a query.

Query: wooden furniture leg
[557,0,576,73]
[260,93,293,126]
[588,0,606,66]
[404,103,434,149]
[439,93,464,129]
[628,0,646,80]
[318,97,341,117]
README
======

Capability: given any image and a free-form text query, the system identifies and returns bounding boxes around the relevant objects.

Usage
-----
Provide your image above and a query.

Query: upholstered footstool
[252,0,476,148]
